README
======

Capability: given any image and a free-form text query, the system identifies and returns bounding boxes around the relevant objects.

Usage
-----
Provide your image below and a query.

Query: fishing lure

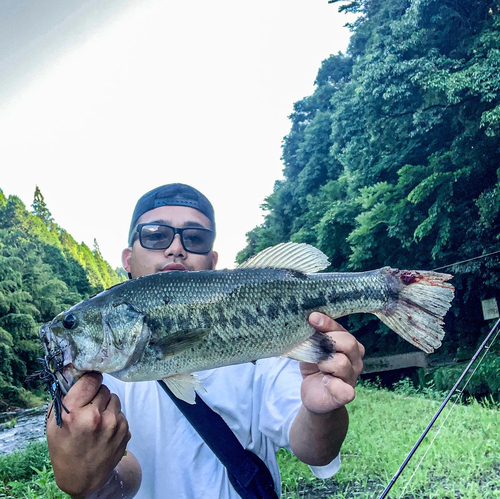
[27,348,70,427]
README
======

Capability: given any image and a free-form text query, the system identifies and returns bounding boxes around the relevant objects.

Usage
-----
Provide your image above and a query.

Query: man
[46,183,365,499]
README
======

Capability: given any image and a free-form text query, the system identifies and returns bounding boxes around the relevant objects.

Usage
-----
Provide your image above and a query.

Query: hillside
[0,187,124,409]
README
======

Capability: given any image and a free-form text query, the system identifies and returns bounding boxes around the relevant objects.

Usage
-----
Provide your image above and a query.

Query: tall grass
[1,382,499,498]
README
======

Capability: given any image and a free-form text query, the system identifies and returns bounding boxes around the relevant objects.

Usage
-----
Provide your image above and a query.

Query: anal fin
[284,331,336,364]
[163,373,206,404]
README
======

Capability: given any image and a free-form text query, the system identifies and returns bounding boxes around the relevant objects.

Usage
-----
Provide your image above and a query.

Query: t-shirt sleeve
[254,358,341,478]
[309,456,341,478]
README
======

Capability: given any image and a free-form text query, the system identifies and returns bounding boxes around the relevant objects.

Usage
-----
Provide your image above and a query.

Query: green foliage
[278,384,500,498]
[3,417,17,429]
[0,442,50,484]
[6,386,499,498]
[432,353,500,400]
[31,186,54,230]
[0,441,70,498]
[0,187,124,409]
[239,0,500,358]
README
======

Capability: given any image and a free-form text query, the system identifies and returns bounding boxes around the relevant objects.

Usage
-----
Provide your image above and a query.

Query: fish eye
[63,314,78,330]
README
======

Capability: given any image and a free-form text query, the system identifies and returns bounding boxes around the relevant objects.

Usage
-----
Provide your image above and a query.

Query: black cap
[128,183,216,246]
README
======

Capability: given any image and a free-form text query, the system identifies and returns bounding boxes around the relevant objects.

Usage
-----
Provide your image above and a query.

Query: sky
[0,0,355,270]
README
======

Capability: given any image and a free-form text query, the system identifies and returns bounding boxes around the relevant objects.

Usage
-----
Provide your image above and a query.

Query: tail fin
[375,269,454,354]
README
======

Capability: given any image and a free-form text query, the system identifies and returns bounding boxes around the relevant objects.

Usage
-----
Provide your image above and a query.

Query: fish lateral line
[33,242,455,417]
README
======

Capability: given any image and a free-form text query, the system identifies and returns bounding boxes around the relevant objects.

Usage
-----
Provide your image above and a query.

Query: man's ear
[122,247,132,273]
[211,251,218,270]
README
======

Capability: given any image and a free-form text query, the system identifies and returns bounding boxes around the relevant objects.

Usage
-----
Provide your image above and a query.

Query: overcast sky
[0,0,354,270]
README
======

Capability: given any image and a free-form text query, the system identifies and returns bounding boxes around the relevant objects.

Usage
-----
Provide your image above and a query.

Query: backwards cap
[128,183,216,247]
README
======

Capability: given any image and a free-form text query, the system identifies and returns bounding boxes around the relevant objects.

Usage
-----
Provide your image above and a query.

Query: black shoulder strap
[158,380,279,499]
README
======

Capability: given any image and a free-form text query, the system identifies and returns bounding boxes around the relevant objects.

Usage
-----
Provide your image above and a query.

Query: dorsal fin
[237,242,330,273]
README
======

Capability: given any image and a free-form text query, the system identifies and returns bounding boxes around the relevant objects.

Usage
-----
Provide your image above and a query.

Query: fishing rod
[378,317,500,499]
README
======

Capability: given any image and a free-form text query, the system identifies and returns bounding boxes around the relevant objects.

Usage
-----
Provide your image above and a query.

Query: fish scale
[37,242,454,407]
[97,268,405,379]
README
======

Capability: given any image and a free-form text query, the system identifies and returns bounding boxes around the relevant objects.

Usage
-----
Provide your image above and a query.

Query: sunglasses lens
[140,224,174,249]
[182,229,214,254]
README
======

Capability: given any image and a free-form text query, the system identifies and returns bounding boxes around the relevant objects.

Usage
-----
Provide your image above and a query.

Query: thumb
[308,312,346,334]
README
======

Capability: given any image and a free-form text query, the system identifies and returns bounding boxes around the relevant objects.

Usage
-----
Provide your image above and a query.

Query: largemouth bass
[37,243,453,412]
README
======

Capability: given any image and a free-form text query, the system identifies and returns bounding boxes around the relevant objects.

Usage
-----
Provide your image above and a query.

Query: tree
[239,0,500,355]
[0,189,124,407]
[31,186,54,229]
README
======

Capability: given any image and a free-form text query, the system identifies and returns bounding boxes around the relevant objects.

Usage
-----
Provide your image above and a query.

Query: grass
[1,382,499,498]
[279,381,500,498]
[0,441,68,499]
[2,419,16,430]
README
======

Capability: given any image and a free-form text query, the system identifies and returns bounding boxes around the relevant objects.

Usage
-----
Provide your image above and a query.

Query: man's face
[122,205,218,279]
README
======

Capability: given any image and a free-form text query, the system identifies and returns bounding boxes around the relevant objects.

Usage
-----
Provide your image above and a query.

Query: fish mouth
[38,323,52,357]
[57,364,77,395]
[38,323,76,394]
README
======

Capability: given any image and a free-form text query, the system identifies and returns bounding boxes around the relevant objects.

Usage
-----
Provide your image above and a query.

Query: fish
[37,242,454,414]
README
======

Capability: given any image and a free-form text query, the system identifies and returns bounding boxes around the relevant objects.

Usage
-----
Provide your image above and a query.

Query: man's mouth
[160,263,188,271]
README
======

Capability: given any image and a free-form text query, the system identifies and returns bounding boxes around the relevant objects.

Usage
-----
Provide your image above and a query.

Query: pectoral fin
[152,328,210,359]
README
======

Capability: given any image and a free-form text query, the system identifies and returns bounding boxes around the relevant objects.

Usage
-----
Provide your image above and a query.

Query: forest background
[1,0,500,410]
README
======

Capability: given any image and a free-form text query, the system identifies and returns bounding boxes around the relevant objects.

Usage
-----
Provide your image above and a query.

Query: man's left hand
[300,312,365,414]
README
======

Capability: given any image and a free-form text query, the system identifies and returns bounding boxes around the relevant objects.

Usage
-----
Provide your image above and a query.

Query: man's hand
[300,312,365,414]
[289,312,365,466]
[46,372,133,498]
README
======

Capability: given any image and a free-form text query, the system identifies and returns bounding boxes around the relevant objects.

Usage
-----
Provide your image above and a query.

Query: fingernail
[310,313,323,327]
[322,375,330,386]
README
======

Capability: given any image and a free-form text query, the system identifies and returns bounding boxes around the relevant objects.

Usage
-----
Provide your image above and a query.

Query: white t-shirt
[103,358,340,498]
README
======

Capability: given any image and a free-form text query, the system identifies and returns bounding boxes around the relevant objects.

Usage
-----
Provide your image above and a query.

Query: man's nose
[165,234,185,258]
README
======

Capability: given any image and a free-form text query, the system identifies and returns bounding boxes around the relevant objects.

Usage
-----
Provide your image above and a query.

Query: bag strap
[158,380,279,499]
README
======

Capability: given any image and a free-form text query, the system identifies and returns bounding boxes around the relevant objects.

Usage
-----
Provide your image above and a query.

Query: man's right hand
[46,372,132,498]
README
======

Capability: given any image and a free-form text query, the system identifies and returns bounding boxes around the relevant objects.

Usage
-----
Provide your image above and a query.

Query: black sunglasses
[135,223,215,254]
